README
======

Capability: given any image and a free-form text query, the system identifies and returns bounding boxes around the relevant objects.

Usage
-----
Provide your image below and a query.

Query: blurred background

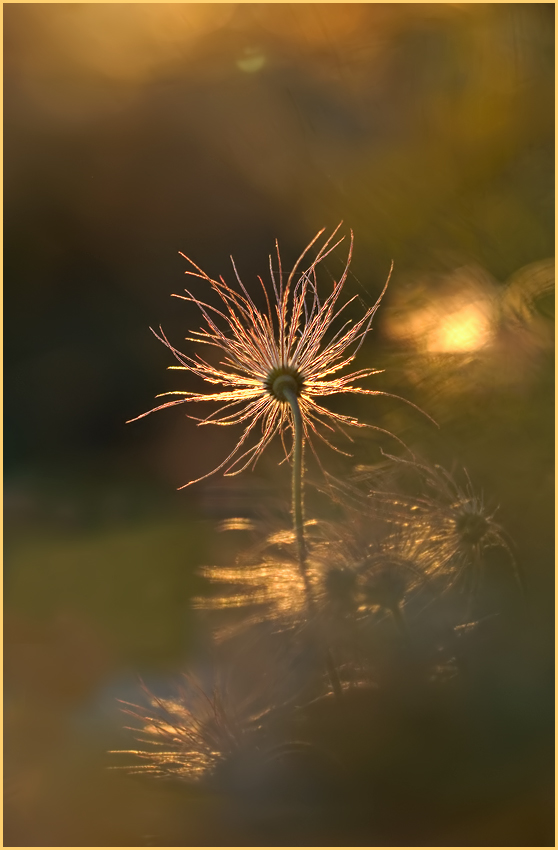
[4,3,554,846]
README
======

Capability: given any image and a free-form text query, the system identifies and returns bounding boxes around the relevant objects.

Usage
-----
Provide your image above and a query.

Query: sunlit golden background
[4,4,554,846]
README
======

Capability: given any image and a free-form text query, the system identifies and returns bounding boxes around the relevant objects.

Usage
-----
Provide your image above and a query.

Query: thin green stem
[281,383,343,700]
[282,385,310,592]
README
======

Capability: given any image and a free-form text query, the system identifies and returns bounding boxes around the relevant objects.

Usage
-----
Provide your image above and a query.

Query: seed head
[111,672,277,785]
[128,226,424,487]
[351,454,517,593]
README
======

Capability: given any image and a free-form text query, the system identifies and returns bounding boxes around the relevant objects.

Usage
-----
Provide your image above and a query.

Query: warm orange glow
[425,302,493,352]
[254,4,368,47]
[385,268,497,354]
[20,5,237,83]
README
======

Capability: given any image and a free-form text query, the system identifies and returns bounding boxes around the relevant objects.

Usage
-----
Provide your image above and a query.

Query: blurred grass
[5,513,208,668]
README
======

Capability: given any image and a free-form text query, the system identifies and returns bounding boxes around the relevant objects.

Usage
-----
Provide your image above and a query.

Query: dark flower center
[265,366,304,401]
[358,555,410,610]
[455,511,490,545]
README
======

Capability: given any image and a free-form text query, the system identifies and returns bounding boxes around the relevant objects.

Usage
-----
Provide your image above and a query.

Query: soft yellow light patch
[236,48,266,73]
[426,302,493,352]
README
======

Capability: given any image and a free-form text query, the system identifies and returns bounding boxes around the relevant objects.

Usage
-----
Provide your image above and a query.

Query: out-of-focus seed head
[454,508,490,546]
[357,554,413,612]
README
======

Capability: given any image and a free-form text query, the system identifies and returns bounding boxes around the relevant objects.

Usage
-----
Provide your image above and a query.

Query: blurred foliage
[4,3,554,846]
[6,518,207,664]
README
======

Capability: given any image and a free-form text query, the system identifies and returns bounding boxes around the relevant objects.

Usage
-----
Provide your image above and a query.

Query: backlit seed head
[346,453,517,592]
[127,226,425,489]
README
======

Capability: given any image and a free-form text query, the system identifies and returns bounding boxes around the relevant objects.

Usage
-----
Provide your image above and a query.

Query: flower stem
[282,384,343,700]
[281,385,310,591]
[390,602,410,643]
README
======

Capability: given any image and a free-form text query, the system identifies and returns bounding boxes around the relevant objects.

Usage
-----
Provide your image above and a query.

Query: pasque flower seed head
[128,226,426,487]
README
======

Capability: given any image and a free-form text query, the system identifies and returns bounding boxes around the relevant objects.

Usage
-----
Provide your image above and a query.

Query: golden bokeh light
[385,267,498,354]
[425,301,494,353]
[236,47,267,74]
